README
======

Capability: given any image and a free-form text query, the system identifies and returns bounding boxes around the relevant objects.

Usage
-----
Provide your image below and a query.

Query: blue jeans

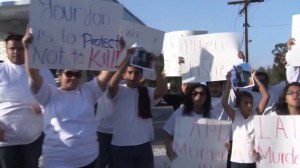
[112,142,154,168]
[95,132,113,168]
[231,162,256,168]
[0,134,43,168]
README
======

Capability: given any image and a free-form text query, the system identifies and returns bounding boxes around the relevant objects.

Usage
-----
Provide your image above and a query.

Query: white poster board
[286,14,300,66]
[120,20,164,79]
[254,116,300,168]
[120,20,164,54]
[178,32,242,83]
[29,0,123,70]
[163,30,207,77]
[171,117,231,168]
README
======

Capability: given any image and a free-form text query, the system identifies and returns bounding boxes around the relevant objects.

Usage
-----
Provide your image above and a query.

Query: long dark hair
[183,83,211,118]
[272,82,300,115]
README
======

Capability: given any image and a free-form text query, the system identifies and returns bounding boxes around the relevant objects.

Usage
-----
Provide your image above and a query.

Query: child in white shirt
[221,71,269,168]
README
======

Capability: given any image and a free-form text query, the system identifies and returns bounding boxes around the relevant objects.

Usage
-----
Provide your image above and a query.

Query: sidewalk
[153,145,171,168]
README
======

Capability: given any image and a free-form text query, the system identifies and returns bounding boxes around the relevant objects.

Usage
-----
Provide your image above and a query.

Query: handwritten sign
[254,116,300,168]
[178,32,242,83]
[119,21,164,79]
[29,0,123,70]
[171,117,231,168]
[286,14,300,66]
[163,30,207,77]
[120,20,164,54]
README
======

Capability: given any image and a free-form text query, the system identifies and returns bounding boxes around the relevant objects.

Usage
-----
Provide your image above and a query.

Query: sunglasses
[191,91,207,97]
[64,71,81,78]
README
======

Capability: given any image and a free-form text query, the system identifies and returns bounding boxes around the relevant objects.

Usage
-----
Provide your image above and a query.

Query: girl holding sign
[221,71,269,168]
[162,83,211,161]
[271,82,300,115]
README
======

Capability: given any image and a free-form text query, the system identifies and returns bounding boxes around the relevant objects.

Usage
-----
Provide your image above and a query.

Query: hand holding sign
[287,38,296,50]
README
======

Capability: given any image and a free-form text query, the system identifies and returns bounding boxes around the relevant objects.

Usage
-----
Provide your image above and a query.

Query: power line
[228,0,264,63]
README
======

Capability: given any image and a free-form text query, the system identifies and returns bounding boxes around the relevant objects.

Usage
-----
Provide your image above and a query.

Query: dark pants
[0,134,43,168]
[112,142,154,168]
[96,132,113,168]
[231,162,256,168]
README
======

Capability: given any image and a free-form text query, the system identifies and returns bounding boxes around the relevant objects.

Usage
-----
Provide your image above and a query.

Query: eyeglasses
[191,91,207,97]
[64,71,81,78]
[286,91,300,97]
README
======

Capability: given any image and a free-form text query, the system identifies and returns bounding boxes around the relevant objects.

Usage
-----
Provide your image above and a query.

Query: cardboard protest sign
[254,116,300,168]
[28,0,123,70]
[163,30,207,77]
[178,32,242,83]
[286,14,300,66]
[119,20,164,79]
[171,117,231,168]
[120,20,164,55]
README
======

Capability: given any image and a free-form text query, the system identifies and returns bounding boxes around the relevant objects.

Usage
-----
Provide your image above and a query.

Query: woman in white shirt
[271,82,300,115]
[162,83,211,161]
[22,31,115,168]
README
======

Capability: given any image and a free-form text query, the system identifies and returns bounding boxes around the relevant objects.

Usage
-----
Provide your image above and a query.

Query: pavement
[151,105,174,168]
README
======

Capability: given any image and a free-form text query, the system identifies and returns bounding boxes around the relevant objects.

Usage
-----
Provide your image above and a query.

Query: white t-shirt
[163,106,203,136]
[111,85,160,146]
[96,90,114,134]
[35,78,102,168]
[0,60,55,147]
[210,97,229,121]
[231,111,255,163]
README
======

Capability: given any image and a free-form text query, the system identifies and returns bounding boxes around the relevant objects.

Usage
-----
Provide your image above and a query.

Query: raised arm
[96,71,114,92]
[252,71,270,115]
[108,49,131,98]
[153,56,168,99]
[221,72,236,121]
[22,30,43,94]
[287,38,296,50]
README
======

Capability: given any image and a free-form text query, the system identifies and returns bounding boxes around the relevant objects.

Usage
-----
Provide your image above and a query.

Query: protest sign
[178,32,242,83]
[29,0,123,70]
[171,117,231,168]
[120,20,164,79]
[286,14,300,66]
[163,30,207,77]
[254,116,300,168]
[120,20,164,54]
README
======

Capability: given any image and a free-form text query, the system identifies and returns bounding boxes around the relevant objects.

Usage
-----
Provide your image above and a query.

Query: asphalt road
[151,106,174,146]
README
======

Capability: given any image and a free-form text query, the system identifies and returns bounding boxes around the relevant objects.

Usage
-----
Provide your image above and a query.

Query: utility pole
[228,0,264,63]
